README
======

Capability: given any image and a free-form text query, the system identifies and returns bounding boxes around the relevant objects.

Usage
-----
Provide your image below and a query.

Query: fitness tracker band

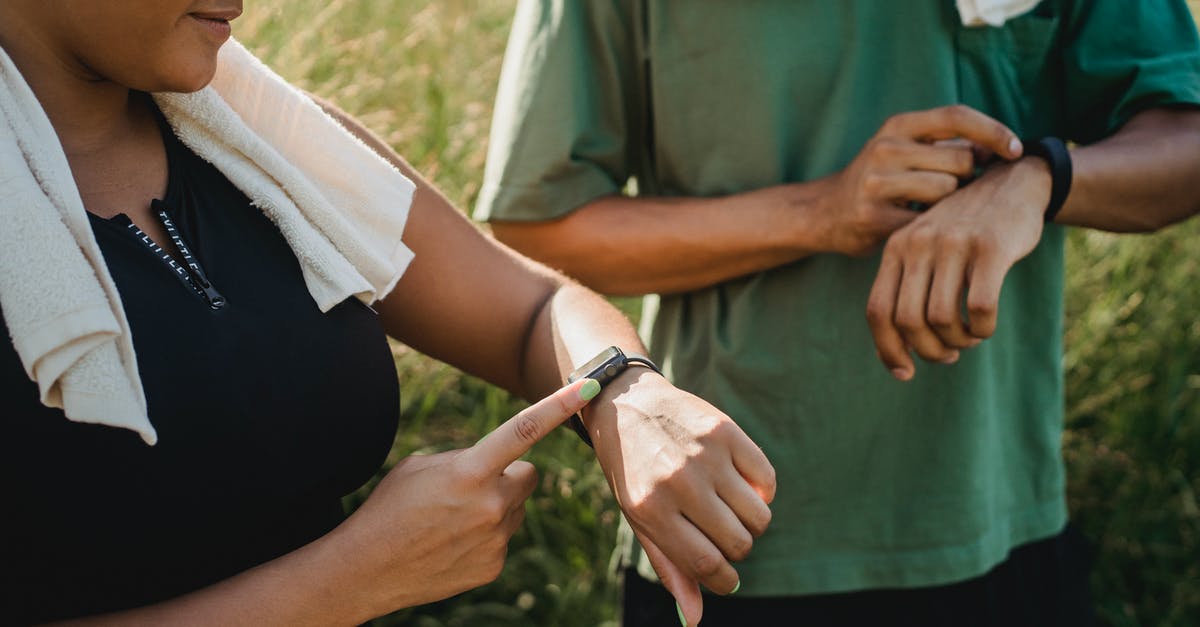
[1023,136,1073,223]
[565,346,663,447]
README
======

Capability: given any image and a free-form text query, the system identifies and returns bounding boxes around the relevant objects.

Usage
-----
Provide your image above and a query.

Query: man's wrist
[1006,157,1054,222]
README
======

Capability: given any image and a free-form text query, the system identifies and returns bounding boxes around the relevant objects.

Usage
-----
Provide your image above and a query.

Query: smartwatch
[565,346,663,447]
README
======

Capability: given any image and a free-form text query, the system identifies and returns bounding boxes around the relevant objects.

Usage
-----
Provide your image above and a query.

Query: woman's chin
[148,62,219,94]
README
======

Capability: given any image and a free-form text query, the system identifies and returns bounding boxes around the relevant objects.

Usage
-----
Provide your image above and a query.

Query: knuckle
[973,232,1002,256]
[861,172,885,196]
[762,466,778,499]
[480,497,508,526]
[946,104,972,124]
[927,307,956,329]
[513,415,541,446]
[879,114,901,135]
[871,136,901,159]
[967,297,995,317]
[954,150,975,175]
[449,460,480,484]
[727,535,753,562]
[939,230,971,250]
[752,507,774,536]
[865,300,890,327]
[692,551,725,578]
[907,226,934,248]
[894,312,924,333]
[554,393,574,416]
[881,235,906,257]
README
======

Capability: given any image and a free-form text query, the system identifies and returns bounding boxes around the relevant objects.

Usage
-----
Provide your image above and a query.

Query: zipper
[125,200,226,310]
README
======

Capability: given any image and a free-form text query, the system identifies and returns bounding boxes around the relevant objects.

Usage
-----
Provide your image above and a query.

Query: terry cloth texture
[0,39,415,445]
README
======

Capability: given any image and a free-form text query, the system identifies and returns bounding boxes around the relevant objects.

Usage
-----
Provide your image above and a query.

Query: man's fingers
[966,254,1009,339]
[884,105,1022,161]
[866,249,914,380]
[894,250,958,363]
[926,248,979,349]
[637,531,704,626]
[874,171,960,205]
[896,141,977,179]
[465,378,598,473]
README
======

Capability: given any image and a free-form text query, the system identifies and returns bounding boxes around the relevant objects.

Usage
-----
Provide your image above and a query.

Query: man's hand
[582,370,776,627]
[820,105,1025,256]
[865,157,1053,380]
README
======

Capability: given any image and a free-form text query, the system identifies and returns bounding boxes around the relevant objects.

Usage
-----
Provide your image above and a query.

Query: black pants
[622,525,1095,627]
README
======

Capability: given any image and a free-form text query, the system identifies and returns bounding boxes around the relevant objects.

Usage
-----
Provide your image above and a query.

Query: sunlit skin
[0,1,243,250]
[0,2,777,624]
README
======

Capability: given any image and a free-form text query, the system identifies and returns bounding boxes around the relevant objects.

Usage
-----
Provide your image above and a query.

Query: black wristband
[1022,136,1073,223]
[565,347,663,447]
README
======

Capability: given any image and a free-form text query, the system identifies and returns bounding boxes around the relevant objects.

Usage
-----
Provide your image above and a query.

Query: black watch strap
[565,347,662,447]
[1023,136,1073,223]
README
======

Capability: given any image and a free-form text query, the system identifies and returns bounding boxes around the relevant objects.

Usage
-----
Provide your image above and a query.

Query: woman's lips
[189,12,237,41]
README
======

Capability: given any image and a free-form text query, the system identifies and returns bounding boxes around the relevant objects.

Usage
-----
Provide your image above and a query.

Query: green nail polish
[580,378,602,402]
[730,580,741,595]
[676,602,687,626]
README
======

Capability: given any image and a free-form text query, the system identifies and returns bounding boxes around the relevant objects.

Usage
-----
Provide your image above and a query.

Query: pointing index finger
[465,378,601,473]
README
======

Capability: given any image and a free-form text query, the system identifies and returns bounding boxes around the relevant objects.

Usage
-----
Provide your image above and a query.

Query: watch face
[567,346,624,383]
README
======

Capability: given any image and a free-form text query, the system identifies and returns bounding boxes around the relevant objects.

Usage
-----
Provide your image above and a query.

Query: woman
[0,1,774,625]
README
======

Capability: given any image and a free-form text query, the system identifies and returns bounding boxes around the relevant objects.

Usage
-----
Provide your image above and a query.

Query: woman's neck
[0,8,144,159]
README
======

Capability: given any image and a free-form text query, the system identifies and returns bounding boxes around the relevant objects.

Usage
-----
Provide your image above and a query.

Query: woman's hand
[582,370,777,627]
[50,380,598,626]
[327,378,600,619]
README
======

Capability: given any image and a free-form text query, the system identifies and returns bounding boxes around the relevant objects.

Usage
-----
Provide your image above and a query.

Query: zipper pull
[193,276,226,310]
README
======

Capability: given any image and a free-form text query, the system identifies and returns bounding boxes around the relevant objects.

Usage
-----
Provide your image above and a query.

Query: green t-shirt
[476,0,1200,595]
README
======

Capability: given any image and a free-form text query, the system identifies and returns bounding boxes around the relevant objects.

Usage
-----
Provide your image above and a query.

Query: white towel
[956,0,1041,26]
[0,39,416,445]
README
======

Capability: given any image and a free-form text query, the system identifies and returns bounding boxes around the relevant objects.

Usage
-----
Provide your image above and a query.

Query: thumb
[637,529,703,627]
[464,378,601,473]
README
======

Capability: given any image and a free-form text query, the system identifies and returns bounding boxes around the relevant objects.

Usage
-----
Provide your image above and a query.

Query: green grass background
[237,2,1200,625]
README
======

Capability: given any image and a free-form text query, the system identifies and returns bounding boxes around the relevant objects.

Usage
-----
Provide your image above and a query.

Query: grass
[237,2,1200,625]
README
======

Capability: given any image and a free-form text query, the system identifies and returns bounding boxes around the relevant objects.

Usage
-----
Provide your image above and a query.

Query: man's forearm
[491,180,839,296]
[1056,108,1200,231]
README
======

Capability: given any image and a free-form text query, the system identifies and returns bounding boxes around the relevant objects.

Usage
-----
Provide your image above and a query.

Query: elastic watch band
[1022,136,1073,223]
[565,347,663,447]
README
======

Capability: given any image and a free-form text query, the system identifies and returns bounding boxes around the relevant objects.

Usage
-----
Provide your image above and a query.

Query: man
[476,2,1200,625]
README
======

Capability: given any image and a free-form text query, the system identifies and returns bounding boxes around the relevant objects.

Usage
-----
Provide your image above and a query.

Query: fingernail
[941,351,960,365]
[1009,136,1023,157]
[967,338,983,348]
[677,602,687,626]
[579,378,601,402]
[730,580,741,595]
[891,367,912,381]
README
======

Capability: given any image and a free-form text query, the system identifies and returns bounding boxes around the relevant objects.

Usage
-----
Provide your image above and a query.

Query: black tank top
[0,114,400,623]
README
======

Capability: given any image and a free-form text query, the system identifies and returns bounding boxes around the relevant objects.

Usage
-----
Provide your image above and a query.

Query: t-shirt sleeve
[474,0,642,222]
[1061,0,1200,145]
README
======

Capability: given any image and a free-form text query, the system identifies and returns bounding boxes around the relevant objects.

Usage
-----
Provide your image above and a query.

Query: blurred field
[238,2,1200,626]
